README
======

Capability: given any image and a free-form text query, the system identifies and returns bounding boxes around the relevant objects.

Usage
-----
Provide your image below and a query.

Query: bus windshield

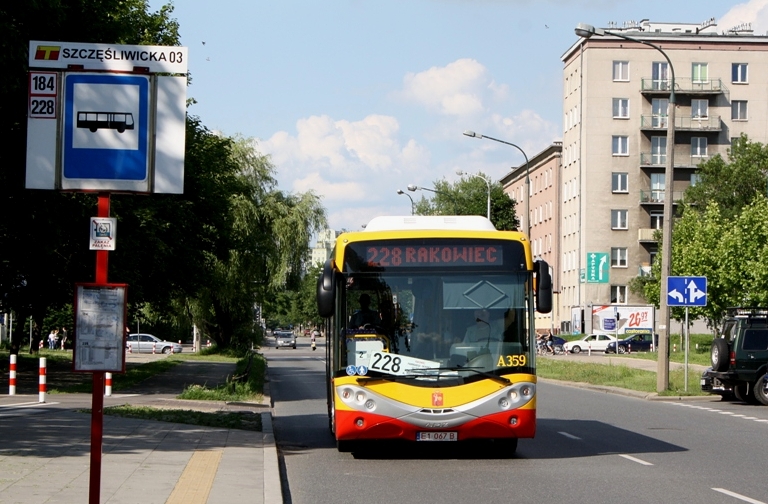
[343,268,531,382]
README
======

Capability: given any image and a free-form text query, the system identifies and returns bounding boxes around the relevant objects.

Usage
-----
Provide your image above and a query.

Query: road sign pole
[684,307,689,392]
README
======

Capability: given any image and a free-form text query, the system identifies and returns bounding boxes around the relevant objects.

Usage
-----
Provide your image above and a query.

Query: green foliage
[102,405,263,431]
[411,174,520,231]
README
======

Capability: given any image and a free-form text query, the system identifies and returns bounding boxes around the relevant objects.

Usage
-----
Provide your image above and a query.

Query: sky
[149,0,768,232]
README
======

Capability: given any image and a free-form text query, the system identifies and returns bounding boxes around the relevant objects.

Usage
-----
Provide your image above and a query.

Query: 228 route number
[30,98,56,118]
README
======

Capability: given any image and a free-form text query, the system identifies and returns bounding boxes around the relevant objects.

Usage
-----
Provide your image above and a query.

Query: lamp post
[455,169,491,220]
[396,189,415,215]
[575,22,675,392]
[407,184,458,214]
[463,130,530,237]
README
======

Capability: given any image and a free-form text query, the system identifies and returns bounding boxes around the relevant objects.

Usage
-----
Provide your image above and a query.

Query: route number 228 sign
[29,71,57,119]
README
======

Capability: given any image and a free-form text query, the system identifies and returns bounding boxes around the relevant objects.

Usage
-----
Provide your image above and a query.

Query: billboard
[590,305,654,336]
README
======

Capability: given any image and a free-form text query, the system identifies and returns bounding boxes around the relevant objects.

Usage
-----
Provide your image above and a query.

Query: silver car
[275,331,297,349]
[126,333,183,354]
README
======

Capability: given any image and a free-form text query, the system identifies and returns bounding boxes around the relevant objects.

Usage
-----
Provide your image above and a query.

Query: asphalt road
[266,338,768,504]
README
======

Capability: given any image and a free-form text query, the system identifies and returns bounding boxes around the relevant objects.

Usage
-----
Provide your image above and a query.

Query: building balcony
[640,77,727,96]
[638,228,660,243]
[640,115,722,132]
[639,190,685,205]
[640,152,711,168]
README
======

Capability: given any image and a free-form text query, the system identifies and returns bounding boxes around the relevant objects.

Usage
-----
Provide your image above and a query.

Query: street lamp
[575,22,675,392]
[463,130,530,236]
[407,184,458,214]
[396,189,414,215]
[455,169,491,220]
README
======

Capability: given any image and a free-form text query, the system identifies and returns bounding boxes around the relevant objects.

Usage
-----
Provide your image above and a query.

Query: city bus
[316,215,552,452]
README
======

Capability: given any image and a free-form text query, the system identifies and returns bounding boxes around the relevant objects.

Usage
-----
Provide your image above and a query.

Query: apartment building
[552,18,768,334]
[309,229,339,268]
[501,142,562,334]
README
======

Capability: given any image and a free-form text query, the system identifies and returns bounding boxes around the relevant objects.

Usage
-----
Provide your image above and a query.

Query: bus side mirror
[534,260,552,314]
[317,259,335,318]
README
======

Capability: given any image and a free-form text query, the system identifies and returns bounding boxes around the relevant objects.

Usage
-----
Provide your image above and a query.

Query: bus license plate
[417,431,457,441]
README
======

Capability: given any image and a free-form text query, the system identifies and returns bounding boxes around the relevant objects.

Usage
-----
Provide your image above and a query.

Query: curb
[261,365,282,504]
[538,377,719,402]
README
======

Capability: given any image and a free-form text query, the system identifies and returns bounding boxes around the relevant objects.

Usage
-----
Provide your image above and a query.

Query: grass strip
[100,404,262,431]
[178,353,265,402]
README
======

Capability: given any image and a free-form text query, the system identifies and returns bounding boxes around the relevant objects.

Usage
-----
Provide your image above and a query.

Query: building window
[611,247,628,267]
[692,99,708,119]
[612,136,629,156]
[732,63,748,84]
[692,62,708,83]
[690,173,701,186]
[652,62,670,90]
[651,136,666,165]
[652,98,668,128]
[613,98,629,119]
[613,61,629,81]
[651,173,665,202]
[692,137,708,157]
[611,285,628,304]
[612,172,628,193]
[650,210,663,229]
[611,209,628,230]
[732,100,748,121]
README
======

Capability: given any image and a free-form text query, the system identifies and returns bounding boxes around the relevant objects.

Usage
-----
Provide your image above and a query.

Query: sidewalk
[0,360,281,504]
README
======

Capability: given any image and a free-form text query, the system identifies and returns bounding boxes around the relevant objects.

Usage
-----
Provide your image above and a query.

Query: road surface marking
[619,454,653,466]
[0,401,60,409]
[557,431,580,440]
[166,450,223,504]
[712,488,766,504]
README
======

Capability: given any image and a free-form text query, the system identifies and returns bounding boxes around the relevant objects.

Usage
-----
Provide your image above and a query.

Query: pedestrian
[47,329,57,349]
[60,326,68,350]
[311,327,319,351]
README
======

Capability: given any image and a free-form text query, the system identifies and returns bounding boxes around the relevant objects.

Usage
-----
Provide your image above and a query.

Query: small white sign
[90,217,116,250]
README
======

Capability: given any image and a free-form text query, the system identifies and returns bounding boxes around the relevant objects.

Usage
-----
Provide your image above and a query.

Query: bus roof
[363,215,497,232]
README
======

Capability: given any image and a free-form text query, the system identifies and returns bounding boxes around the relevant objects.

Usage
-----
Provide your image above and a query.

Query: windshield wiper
[420,367,511,385]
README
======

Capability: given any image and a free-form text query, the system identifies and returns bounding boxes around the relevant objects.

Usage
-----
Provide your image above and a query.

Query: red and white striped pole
[9,355,16,395]
[104,373,112,397]
[39,357,46,403]
[152,342,156,354]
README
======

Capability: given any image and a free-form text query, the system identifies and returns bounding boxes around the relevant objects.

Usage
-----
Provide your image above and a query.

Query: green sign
[586,252,609,284]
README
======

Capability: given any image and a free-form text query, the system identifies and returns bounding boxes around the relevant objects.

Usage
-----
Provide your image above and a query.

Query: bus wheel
[495,438,518,454]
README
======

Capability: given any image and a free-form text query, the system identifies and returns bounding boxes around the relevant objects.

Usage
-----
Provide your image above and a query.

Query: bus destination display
[358,244,503,268]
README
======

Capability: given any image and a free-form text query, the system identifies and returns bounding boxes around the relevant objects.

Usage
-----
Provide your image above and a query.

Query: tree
[411,173,519,231]
[685,134,768,220]
[0,1,180,352]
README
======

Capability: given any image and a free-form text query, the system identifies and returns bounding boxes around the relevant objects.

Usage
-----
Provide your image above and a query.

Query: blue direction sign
[667,276,707,307]
[62,73,149,182]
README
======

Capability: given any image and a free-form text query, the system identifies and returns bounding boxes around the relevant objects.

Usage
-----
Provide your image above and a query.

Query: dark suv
[701,308,768,405]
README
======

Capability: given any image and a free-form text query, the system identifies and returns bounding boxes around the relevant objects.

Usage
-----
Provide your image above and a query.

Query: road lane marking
[166,450,223,504]
[712,488,766,504]
[557,431,581,440]
[0,401,60,409]
[619,454,653,466]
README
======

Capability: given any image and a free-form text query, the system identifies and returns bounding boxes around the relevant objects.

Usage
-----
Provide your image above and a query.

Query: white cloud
[395,58,488,116]
[719,0,768,33]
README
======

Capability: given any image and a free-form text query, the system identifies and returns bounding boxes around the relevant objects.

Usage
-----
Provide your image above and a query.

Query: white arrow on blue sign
[667,276,707,307]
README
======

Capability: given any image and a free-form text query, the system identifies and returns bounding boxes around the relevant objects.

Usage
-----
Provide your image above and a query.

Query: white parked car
[563,334,617,354]
[126,333,183,354]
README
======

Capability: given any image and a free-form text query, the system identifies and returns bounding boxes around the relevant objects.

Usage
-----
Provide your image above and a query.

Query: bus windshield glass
[341,238,532,382]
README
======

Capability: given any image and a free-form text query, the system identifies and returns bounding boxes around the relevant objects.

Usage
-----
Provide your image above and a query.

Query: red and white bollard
[105,373,112,397]
[9,355,17,395]
[588,343,592,356]
[39,357,46,403]
[128,343,132,354]
[673,344,677,353]
[152,342,156,354]
[628,343,631,354]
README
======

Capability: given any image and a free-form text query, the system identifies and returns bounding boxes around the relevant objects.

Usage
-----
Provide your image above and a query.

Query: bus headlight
[356,392,366,403]
[520,385,533,397]
[365,399,376,410]
[498,397,511,410]
[341,388,353,400]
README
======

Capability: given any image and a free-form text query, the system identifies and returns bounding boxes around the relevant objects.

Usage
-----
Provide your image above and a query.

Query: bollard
[9,355,17,395]
[39,357,46,403]
[673,344,677,353]
[105,373,112,397]
[628,343,631,354]
[128,343,132,354]
[152,342,156,354]
[588,343,592,356]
